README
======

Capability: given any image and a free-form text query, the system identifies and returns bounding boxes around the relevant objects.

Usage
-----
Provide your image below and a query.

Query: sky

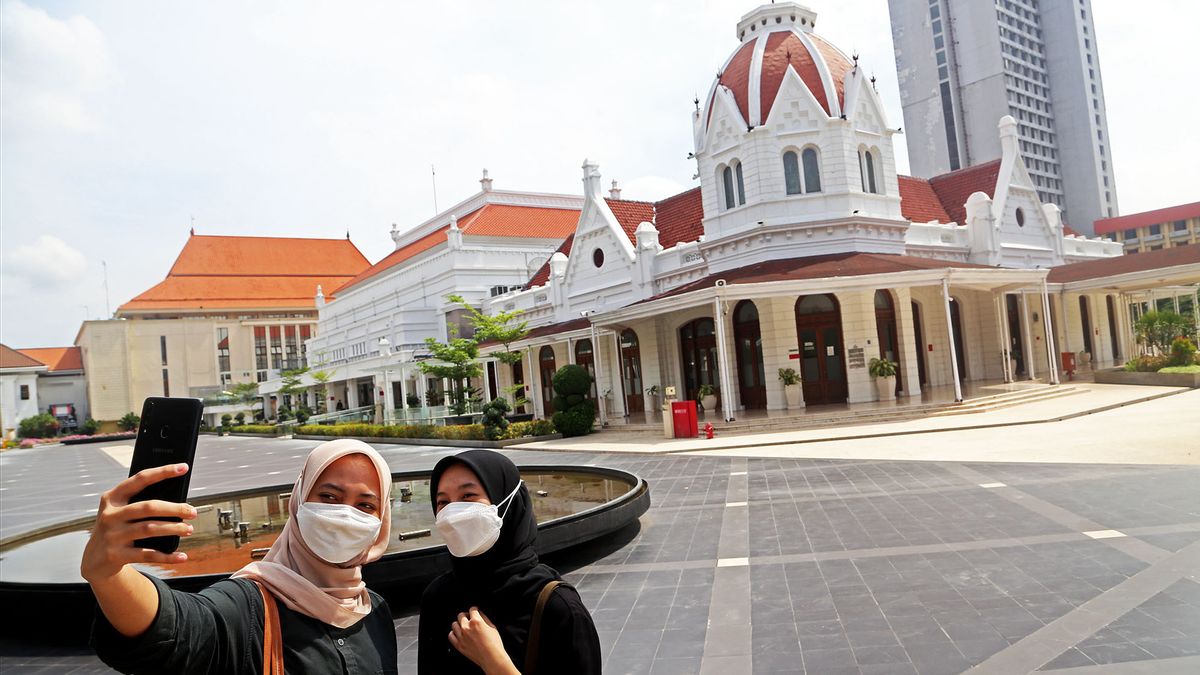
[2,0,1197,349]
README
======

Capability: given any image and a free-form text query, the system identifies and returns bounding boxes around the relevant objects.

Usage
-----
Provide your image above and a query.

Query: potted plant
[1077,350,1092,367]
[697,384,717,412]
[868,357,899,401]
[778,367,802,409]
[645,384,660,411]
[406,393,421,408]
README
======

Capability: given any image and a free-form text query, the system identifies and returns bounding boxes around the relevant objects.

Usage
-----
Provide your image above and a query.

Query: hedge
[295,419,557,441]
[229,425,280,434]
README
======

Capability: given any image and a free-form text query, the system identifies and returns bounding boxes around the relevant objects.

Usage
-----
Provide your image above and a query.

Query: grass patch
[1158,365,1200,374]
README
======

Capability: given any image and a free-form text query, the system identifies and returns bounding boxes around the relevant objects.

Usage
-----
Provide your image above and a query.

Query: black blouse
[417,574,601,674]
[92,573,398,675]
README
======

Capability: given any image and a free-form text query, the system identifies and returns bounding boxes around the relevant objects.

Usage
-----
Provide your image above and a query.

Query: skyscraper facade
[888,0,1117,234]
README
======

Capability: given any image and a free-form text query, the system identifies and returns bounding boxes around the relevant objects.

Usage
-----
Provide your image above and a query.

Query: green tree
[419,332,482,416]
[279,366,309,414]
[18,413,59,439]
[1135,311,1196,354]
[446,294,531,409]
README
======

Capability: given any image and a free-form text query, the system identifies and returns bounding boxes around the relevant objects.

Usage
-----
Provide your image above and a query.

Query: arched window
[734,162,746,205]
[783,151,801,195]
[860,149,878,194]
[802,148,821,193]
[722,166,735,210]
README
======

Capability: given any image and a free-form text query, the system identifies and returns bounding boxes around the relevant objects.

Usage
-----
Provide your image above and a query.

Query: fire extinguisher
[704,422,715,439]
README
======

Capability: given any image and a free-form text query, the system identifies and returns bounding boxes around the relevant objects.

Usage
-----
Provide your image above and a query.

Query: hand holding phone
[126,397,203,553]
[80,463,200,582]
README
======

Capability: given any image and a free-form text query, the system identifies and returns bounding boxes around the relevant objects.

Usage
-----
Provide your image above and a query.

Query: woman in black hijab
[418,450,601,674]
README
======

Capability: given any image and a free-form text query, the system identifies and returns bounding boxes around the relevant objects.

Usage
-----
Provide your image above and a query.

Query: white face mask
[295,502,382,564]
[435,481,522,558]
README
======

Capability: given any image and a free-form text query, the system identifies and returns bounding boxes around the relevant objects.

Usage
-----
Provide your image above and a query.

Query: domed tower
[694,2,906,272]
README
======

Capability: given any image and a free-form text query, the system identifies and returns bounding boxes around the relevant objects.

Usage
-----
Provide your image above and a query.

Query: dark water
[0,470,632,583]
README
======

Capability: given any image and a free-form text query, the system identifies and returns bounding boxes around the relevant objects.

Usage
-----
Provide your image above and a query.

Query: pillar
[942,277,963,402]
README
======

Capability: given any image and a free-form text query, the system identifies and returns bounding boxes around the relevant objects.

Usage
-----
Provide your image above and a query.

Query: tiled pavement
[1,436,1198,673]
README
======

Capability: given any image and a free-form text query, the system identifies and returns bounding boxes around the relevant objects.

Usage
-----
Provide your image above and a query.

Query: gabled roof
[523,188,706,290]
[118,234,371,314]
[167,234,369,276]
[897,176,952,224]
[338,203,581,295]
[1047,243,1200,284]
[0,344,48,370]
[1093,201,1200,235]
[17,347,83,372]
[927,159,1002,225]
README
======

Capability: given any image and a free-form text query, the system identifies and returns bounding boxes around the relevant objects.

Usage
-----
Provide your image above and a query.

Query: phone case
[128,397,203,554]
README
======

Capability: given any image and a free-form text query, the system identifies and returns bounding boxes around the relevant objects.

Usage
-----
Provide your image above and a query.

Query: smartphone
[127,397,204,553]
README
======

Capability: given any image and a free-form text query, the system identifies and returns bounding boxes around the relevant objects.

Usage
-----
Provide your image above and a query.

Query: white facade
[1,363,45,440]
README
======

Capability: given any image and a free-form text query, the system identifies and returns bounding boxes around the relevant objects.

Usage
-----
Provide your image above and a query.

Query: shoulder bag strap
[256,582,284,675]
[523,580,563,675]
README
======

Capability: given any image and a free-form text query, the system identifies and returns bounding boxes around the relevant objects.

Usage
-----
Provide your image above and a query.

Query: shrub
[81,418,100,436]
[117,412,140,432]
[229,425,278,434]
[1135,311,1196,354]
[1169,337,1197,367]
[277,407,293,422]
[481,398,511,441]
[1123,355,1170,372]
[234,412,246,425]
[549,364,595,437]
[504,419,557,439]
[406,394,422,408]
[296,407,312,425]
[18,413,59,439]
[552,364,592,397]
[221,413,234,428]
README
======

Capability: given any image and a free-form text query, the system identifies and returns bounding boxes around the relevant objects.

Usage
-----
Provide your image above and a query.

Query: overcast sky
[2,0,1196,349]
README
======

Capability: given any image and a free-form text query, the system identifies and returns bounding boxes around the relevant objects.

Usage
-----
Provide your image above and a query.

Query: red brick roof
[523,188,706,290]
[525,234,574,290]
[1093,201,1200,235]
[1047,243,1200,284]
[928,160,1001,225]
[655,187,705,248]
[0,344,46,370]
[897,176,952,224]
[641,253,993,303]
[339,204,581,294]
[522,317,593,341]
[119,234,370,313]
[17,347,83,372]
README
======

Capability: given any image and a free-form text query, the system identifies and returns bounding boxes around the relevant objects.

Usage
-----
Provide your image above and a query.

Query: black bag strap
[523,580,563,674]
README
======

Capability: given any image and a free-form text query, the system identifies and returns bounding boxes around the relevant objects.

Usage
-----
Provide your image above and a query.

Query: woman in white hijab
[83,439,398,674]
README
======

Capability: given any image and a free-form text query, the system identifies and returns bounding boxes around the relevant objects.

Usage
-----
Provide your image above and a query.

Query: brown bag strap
[523,580,563,675]
[256,582,284,675]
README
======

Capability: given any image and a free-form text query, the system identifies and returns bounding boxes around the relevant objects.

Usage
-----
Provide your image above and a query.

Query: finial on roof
[190,227,194,236]
[480,168,493,192]
[870,73,877,90]
[449,214,459,231]
[693,94,700,111]
[610,180,622,200]
[346,229,350,240]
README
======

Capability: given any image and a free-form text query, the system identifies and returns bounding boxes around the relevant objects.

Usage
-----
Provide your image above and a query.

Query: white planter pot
[700,395,717,412]
[874,376,896,401]
[784,385,802,409]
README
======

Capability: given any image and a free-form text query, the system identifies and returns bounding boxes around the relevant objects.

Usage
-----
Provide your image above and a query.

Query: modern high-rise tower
[888,0,1117,234]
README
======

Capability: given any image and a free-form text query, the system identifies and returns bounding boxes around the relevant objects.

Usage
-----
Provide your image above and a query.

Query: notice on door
[826,345,836,357]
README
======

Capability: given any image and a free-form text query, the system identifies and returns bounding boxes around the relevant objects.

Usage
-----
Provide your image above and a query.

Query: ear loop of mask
[496,480,523,520]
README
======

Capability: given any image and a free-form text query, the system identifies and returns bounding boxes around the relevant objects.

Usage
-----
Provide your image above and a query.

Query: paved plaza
[1,391,1199,674]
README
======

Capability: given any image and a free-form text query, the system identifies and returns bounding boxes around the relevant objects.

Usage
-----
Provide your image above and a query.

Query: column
[416,374,428,412]
[481,359,492,405]
[994,295,1012,383]
[611,330,627,418]
[713,297,735,422]
[346,380,360,409]
[941,277,963,402]
[894,287,921,396]
[525,347,542,419]
[1020,293,1036,379]
[398,370,409,422]
[566,338,575,365]
[1041,280,1059,385]
[442,378,451,407]
[589,324,608,426]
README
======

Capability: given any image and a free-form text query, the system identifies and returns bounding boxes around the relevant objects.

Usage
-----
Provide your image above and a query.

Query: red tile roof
[655,187,705,248]
[0,344,46,370]
[641,253,993,303]
[119,234,371,313]
[525,234,574,290]
[1093,201,1200,235]
[1047,244,1200,284]
[928,159,1002,225]
[522,317,593,341]
[897,176,952,224]
[17,347,83,372]
[523,188,706,290]
[339,204,581,294]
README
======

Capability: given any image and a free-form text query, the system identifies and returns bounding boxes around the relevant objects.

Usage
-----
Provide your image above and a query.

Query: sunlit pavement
[2,413,1199,673]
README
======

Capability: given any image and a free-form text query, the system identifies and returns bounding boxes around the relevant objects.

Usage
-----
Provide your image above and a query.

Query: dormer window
[859,148,880,194]
[785,148,823,195]
[720,162,747,210]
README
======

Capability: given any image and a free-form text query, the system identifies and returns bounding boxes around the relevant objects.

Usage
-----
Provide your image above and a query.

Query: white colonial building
[266,3,1197,428]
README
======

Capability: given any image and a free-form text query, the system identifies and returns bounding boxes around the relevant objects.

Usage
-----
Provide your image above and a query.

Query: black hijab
[428,450,560,610]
